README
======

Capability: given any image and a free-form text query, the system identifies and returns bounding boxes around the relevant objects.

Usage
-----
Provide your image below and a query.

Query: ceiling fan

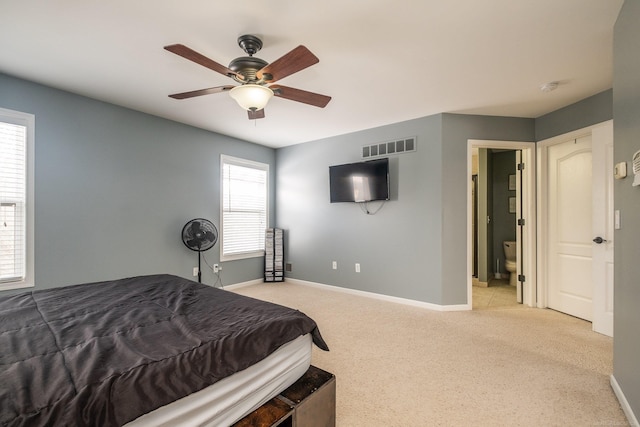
[164,35,331,119]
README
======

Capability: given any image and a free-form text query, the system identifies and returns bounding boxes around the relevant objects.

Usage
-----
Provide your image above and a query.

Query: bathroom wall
[491,150,517,277]
[476,149,517,282]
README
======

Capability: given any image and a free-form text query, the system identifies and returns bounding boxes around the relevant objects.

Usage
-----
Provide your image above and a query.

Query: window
[0,108,34,290]
[220,155,268,261]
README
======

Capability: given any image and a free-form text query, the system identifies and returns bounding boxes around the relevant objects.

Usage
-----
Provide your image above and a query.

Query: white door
[545,122,614,336]
[591,122,614,336]
[547,135,594,321]
[515,150,523,303]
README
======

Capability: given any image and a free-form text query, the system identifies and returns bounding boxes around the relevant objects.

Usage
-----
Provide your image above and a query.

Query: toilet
[503,241,517,286]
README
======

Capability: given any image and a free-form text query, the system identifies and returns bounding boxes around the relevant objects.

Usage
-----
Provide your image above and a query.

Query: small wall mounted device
[633,150,640,187]
[614,161,627,180]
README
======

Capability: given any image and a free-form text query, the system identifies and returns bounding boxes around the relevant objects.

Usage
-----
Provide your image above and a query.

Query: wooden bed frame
[233,365,336,427]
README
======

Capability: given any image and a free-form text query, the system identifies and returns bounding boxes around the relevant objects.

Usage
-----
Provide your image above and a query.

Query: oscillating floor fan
[181,218,218,283]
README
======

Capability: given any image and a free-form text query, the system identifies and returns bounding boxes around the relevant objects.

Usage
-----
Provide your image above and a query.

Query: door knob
[592,236,607,244]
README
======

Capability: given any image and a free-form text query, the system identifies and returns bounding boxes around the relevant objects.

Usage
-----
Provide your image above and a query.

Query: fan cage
[182,218,218,252]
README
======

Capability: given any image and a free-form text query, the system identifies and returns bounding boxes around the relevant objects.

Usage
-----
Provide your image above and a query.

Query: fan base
[229,56,268,82]
[237,34,263,56]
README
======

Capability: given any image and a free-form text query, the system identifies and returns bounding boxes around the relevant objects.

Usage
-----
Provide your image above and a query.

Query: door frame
[467,140,537,307]
[536,120,614,335]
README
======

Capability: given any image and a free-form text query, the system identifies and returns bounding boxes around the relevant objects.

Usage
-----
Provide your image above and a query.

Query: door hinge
[518,274,525,282]
[517,218,525,226]
[517,163,525,171]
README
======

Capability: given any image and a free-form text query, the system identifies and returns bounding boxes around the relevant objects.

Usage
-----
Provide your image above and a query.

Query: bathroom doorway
[467,140,536,309]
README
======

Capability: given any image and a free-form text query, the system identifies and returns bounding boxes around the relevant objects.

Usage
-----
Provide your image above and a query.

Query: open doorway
[467,140,537,309]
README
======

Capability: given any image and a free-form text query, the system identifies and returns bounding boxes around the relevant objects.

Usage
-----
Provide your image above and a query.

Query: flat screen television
[329,158,389,203]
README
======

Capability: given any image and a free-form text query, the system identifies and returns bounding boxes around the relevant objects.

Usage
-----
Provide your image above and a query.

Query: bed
[0,274,329,426]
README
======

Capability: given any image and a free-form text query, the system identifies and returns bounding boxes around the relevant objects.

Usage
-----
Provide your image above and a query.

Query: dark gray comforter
[0,274,328,426]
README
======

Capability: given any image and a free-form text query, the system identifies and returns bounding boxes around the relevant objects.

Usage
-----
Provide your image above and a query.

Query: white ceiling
[0,1,623,148]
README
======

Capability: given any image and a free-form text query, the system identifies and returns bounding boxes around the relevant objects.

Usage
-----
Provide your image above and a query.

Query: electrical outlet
[192,267,198,277]
[355,263,360,273]
[213,264,219,273]
[332,261,337,270]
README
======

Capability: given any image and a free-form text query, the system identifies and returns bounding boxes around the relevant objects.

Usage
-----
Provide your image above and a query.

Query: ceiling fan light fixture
[229,84,274,111]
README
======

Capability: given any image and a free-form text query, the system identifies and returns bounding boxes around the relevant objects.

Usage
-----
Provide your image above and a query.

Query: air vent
[362,136,416,159]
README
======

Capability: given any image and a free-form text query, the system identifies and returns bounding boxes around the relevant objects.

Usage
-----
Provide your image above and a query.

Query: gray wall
[613,0,640,417]
[276,113,534,305]
[277,115,445,303]
[0,72,276,292]
[535,89,613,141]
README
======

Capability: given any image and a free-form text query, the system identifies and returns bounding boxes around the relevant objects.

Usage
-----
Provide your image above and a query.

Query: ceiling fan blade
[164,44,242,80]
[256,45,319,83]
[270,85,331,108]
[169,85,235,100]
[248,109,266,120]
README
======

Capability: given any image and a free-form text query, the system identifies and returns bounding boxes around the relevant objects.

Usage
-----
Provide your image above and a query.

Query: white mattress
[126,334,312,427]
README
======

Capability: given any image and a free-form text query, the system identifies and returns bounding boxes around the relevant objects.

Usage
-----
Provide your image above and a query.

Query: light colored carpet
[231,281,628,426]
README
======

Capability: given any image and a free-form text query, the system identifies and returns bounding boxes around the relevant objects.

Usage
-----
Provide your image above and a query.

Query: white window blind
[0,121,27,284]
[221,156,268,260]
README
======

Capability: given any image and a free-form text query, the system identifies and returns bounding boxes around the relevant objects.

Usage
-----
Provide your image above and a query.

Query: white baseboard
[611,374,639,427]
[285,278,471,311]
[223,278,264,291]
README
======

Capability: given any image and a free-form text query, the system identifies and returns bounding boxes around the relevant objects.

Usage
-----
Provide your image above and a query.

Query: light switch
[615,210,621,230]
